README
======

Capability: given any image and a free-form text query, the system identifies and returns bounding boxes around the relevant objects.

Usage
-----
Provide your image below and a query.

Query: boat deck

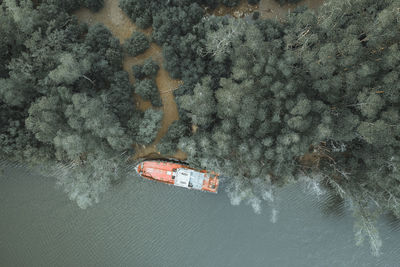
[136,160,219,193]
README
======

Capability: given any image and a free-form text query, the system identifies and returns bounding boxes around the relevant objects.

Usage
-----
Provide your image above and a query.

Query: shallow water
[1,162,400,266]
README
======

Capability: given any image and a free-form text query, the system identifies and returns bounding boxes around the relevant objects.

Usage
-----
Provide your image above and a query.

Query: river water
[1,162,400,267]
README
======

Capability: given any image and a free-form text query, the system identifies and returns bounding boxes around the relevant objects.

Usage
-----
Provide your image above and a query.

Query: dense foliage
[46,0,104,12]
[274,0,302,5]
[0,0,162,208]
[132,58,159,79]
[157,120,190,155]
[131,57,162,106]
[118,0,260,28]
[134,79,162,107]
[123,31,150,57]
[1,0,399,256]
[119,0,400,256]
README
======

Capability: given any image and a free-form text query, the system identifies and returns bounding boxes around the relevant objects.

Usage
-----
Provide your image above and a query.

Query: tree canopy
[118,0,400,255]
[123,31,150,57]
[0,0,162,208]
[1,0,399,256]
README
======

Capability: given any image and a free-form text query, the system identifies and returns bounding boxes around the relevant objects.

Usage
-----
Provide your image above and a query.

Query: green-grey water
[1,161,400,267]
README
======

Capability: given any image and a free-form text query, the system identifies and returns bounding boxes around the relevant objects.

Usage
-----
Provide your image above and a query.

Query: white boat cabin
[174,168,205,190]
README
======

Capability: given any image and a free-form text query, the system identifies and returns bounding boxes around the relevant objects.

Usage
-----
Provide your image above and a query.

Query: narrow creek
[74,0,186,160]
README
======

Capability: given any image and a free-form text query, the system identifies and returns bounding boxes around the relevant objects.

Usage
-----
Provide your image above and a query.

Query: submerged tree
[132,58,159,79]
[123,31,150,57]
[134,79,162,107]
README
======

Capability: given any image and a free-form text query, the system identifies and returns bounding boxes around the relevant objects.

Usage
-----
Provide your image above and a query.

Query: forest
[1,0,399,256]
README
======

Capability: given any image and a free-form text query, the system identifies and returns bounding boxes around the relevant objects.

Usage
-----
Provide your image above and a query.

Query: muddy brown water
[74,0,324,162]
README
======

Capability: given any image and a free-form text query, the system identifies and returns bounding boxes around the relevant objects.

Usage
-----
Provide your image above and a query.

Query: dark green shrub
[83,0,104,12]
[135,79,162,107]
[275,0,302,5]
[132,58,159,79]
[123,32,150,57]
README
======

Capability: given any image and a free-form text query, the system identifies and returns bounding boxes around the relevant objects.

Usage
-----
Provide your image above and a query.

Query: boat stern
[201,172,219,193]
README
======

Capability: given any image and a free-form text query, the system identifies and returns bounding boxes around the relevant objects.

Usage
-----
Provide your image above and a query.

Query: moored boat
[136,160,219,193]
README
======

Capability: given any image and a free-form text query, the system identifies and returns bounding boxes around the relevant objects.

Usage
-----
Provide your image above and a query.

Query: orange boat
[136,160,219,193]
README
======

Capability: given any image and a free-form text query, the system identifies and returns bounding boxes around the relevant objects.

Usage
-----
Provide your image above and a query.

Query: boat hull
[136,160,219,193]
